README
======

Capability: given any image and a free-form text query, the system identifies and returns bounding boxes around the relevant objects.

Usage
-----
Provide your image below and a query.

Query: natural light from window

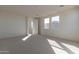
[44,18,50,29]
[51,16,60,30]
[22,34,32,42]
[51,16,59,22]
[47,39,68,54]
[31,20,33,29]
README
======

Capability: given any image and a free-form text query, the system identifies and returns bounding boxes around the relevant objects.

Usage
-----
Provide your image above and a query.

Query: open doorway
[27,18,38,35]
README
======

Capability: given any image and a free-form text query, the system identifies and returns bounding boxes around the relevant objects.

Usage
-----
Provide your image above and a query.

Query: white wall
[0,12,26,39]
[40,7,79,41]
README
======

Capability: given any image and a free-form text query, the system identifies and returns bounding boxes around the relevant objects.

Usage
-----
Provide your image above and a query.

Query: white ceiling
[0,5,76,17]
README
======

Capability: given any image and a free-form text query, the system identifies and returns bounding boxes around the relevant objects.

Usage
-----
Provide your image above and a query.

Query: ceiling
[0,5,76,17]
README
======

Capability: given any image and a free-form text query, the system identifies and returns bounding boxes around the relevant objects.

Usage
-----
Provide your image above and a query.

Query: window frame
[50,16,60,30]
[44,17,50,29]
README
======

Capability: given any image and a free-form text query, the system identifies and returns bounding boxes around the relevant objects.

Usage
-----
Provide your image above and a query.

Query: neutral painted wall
[0,12,26,39]
[40,7,79,41]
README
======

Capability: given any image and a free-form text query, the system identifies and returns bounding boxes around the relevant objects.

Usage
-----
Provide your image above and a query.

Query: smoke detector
[59,5,64,7]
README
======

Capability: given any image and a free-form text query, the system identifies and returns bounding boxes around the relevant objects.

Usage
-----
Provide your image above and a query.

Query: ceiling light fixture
[59,5,64,7]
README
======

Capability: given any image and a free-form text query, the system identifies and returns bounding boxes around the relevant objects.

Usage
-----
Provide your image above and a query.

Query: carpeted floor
[0,34,79,54]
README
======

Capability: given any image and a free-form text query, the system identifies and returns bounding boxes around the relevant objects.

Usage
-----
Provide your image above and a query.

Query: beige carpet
[0,34,79,54]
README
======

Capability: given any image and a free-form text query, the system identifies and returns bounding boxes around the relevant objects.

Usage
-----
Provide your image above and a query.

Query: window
[51,16,59,30]
[51,16,59,23]
[44,18,50,29]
